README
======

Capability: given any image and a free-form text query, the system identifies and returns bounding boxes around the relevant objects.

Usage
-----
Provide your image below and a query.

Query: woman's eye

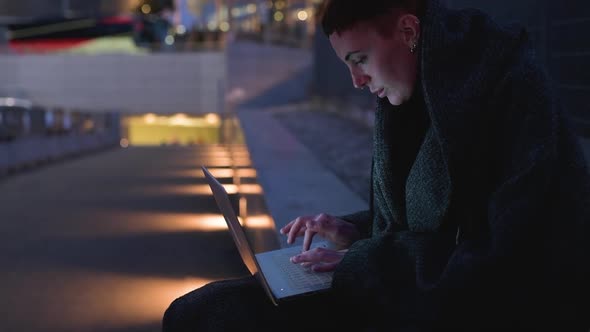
[353,56,367,65]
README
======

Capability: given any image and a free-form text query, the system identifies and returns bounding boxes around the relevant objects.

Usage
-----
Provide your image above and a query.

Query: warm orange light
[244,214,274,229]
[9,268,216,331]
[238,184,263,194]
[127,0,142,11]
[195,167,255,177]
[68,211,228,235]
[144,113,156,124]
[205,113,220,125]
[170,167,257,179]
[198,158,242,166]
[232,157,252,165]
[202,168,234,178]
[237,168,257,177]
[140,184,240,195]
[196,214,230,230]
[146,183,263,195]
[239,196,248,218]
[170,113,190,126]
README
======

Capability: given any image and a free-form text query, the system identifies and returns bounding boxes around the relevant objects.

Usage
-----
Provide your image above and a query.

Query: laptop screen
[201,166,259,276]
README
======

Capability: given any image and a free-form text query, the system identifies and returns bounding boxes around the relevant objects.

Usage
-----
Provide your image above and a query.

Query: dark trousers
[162,275,357,332]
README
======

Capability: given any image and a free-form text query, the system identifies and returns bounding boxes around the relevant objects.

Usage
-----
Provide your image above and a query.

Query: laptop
[201,165,333,306]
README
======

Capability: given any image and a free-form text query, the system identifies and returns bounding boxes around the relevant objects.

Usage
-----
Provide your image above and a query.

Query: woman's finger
[287,216,309,244]
[311,261,339,272]
[302,227,315,251]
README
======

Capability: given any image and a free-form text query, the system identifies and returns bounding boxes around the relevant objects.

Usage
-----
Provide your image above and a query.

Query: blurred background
[0,0,587,331]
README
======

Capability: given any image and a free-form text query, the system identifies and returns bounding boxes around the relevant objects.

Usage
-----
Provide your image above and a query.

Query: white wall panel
[0,52,227,114]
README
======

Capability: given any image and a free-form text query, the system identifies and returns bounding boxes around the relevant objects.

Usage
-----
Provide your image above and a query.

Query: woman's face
[329,14,420,106]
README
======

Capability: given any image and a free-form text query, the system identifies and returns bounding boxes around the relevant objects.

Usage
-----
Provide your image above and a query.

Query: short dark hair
[318,0,423,36]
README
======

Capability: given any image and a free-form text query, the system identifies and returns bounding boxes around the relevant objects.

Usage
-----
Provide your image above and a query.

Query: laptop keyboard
[272,251,333,292]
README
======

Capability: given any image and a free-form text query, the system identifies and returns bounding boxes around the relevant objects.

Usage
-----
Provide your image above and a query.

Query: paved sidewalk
[0,144,277,332]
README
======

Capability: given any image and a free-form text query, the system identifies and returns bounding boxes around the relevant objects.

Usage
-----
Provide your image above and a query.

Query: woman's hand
[280,213,360,251]
[290,248,348,272]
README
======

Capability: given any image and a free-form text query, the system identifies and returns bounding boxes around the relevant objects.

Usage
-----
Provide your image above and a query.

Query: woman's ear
[397,13,421,47]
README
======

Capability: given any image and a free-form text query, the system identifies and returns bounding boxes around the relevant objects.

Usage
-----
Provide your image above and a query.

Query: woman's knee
[162,295,191,332]
[161,276,265,331]
[161,282,221,331]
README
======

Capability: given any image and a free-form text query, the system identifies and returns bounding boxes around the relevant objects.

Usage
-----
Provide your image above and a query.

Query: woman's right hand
[279,213,360,251]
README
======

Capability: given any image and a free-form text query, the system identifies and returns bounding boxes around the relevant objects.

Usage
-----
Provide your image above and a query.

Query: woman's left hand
[290,248,348,272]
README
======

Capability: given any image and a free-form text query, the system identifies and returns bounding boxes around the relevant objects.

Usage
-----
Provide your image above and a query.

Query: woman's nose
[352,73,369,89]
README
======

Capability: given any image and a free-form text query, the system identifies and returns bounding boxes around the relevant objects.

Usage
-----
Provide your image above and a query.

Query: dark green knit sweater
[375,81,431,233]
[332,0,589,331]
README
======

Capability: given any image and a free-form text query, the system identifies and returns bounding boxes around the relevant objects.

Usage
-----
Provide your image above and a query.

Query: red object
[8,38,92,53]
[100,15,133,25]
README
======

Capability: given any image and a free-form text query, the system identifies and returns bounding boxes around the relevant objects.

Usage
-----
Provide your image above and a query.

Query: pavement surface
[0,143,283,332]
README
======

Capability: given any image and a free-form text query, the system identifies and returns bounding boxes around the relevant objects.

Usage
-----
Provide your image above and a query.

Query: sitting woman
[163,0,590,331]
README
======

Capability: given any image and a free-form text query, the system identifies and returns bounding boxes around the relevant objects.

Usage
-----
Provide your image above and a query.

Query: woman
[164,0,589,330]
